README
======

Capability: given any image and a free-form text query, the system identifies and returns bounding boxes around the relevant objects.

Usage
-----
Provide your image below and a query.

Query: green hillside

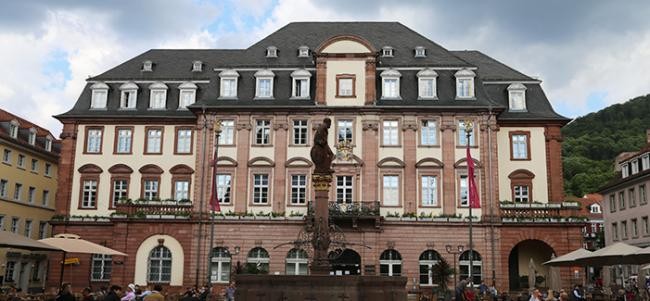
[562,94,650,197]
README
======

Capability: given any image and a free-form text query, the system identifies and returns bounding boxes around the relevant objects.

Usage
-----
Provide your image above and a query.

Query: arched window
[379,249,402,276]
[210,247,231,283]
[246,247,269,273]
[285,248,308,275]
[459,250,482,285]
[419,250,441,286]
[148,246,172,283]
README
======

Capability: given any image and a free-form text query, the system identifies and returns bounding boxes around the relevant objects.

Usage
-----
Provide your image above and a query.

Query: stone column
[441,115,457,216]
[235,119,252,213]
[273,117,289,213]
[361,119,379,202]
[311,173,333,275]
[402,120,418,213]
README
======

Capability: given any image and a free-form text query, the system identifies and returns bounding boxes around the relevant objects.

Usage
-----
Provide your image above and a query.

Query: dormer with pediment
[315,35,377,107]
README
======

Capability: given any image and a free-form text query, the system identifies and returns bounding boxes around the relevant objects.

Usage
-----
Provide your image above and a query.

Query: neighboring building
[0,109,60,292]
[569,194,604,251]
[600,129,650,284]
[49,22,584,292]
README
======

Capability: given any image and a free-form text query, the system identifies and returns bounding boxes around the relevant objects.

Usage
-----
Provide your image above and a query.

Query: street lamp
[446,244,464,289]
[462,120,475,286]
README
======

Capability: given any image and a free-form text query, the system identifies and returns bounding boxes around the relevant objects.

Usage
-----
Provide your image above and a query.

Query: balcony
[307,201,382,229]
[499,201,586,223]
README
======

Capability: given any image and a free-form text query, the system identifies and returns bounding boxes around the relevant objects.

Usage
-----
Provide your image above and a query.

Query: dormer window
[291,69,311,98]
[622,163,629,178]
[632,160,639,175]
[148,82,168,109]
[142,60,153,71]
[382,46,394,57]
[417,68,438,99]
[298,46,309,58]
[9,120,19,138]
[28,128,36,145]
[590,204,601,214]
[508,83,527,111]
[414,46,426,58]
[455,69,476,99]
[45,136,53,152]
[178,82,197,109]
[90,82,109,109]
[119,82,138,109]
[643,154,650,170]
[192,61,203,72]
[255,69,275,99]
[266,46,278,58]
[380,69,401,99]
[219,69,239,99]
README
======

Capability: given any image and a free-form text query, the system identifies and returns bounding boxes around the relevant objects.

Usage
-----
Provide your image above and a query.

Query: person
[455,280,468,301]
[224,282,235,301]
[82,287,95,301]
[197,285,208,301]
[121,284,136,301]
[529,289,542,301]
[56,283,75,301]
[489,285,498,301]
[544,290,557,301]
[572,285,585,301]
[6,286,23,301]
[143,285,164,301]
[464,287,476,301]
[179,288,199,301]
[559,292,569,301]
[479,281,488,297]
[137,285,151,301]
[104,285,122,301]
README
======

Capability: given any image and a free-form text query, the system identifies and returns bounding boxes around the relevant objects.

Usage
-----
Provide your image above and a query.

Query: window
[45,137,53,152]
[642,155,650,171]
[219,70,239,98]
[31,159,38,172]
[414,46,426,57]
[145,128,163,154]
[619,191,626,210]
[621,221,628,239]
[178,82,197,109]
[291,174,307,205]
[382,120,399,145]
[175,128,192,154]
[420,120,437,145]
[508,83,527,111]
[643,217,649,235]
[28,130,36,145]
[17,154,25,167]
[112,179,128,207]
[41,189,49,206]
[266,46,277,58]
[2,149,11,163]
[640,185,647,205]
[459,250,482,284]
[216,174,232,204]
[421,176,438,206]
[45,163,52,176]
[419,250,441,286]
[149,82,168,109]
[0,215,3,230]
[612,222,619,240]
[455,69,476,99]
[609,194,616,212]
[630,188,637,207]
[81,179,98,208]
[458,121,475,146]
[174,180,190,201]
[119,82,138,109]
[142,60,153,71]
[632,219,639,237]
[510,132,529,160]
[246,247,270,273]
[91,254,112,281]
[11,217,20,233]
[9,122,18,138]
[336,175,353,204]
[298,46,310,57]
[590,204,601,214]
[285,248,308,275]
[24,220,32,237]
[337,120,353,143]
[382,46,394,57]
[86,128,103,153]
[513,185,529,203]
[379,249,402,276]
[632,161,639,174]
[192,61,203,72]
[459,175,468,207]
[291,69,311,98]
[115,127,133,154]
[622,164,629,178]
[148,246,172,283]
[5,261,15,282]
[381,69,401,99]
[418,69,438,99]
[14,183,22,201]
[0,179,7,198]
[90,82,109,109]
[252,174,269,204]
[292,120,308,145]
[336,75,355,97]
[38,222,47,239]
[143,179,159,200]
[210,247,231,283]
[28,186,35,203]
[382,175,399,206]
[255,120,271,145]
[255,69,275,98]
[219,120,235,145]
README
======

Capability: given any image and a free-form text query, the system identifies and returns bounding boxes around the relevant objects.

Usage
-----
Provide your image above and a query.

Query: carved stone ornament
[401,122,418,132]
[362,120,379,131]
[273,122,289,131]
[236,122,252,131]
[312,174,333,191]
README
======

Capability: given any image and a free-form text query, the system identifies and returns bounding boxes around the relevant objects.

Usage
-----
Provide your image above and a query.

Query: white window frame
[382,175,399,206]
[590,204,601,214]
[291,69,311,99]
[337,120,353,143]
[38,222,47,239]
[297,46,310,58]
[192,60,203,72]
[216,174,232,204]
[459,175,469,207]
[247,248,270,272]
[148,82,168,109]
[176,129,192,154]
[419,251,440,286]
[91,254,112,281]
[380,69,401,99]
[513,185,530,203]
[290,174,307,205]
[90,82,109,109]
[28,129,37,145]
[266,46,278,58]
[174,180,190,201]
[292,120,308,145]
[459,250,482,284]
[9,121,19,138]
[421,120,437,145]
[45,137,53,152]
[255,120,271,145]
[382,120,399,145]
[11,217,19,233]
[148,246,172,283]
[417,68,438,100]
[24,219,32,237]
[511,134,528,159]
[5,261,15,282]
[642,154,649,171]
[219,70,239,99]
[3,149,11,163]
[142,60,153,71]
[31,159,38,172]
[631,160,639,174]
[458,121,476,146]
[336,175,353,204]
[0,179,7,198]
[81,179,97,208]
[116,128,132,153]
[219,120,235,145]
[14,183,22,201]
[379,250,402,276]
[45,164,52,176]
[455,69,476,99]
[28,186,35,203]
[178,82,197,109]
[146,128,162,153]
[285,249,308,275]
[622,163,629,178]
[421,175,438,206]
[210,248,231,283]
[255,69,275,99]
[252,174,269,204]
[112,179,128,207]
[86,128,102,153]
[143,179,159,200]
[414,46,426,58]
[337,77,354,97]
[508,83,527,111]
[17,154,25,168]
[382,46,394,57]
[119,82,138,109]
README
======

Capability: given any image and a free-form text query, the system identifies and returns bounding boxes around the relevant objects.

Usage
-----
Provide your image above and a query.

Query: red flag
[209,144,221,212]
[466,147,481,208]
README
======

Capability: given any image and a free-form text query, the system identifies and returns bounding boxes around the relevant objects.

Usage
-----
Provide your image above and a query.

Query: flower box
[400,217,416,221]
[111,214,127,219]
[146,214,161,219]
[385,217,400,221]
[255,215,271,220]
[224,215,239,220]
[418,217,433,222]
[448,217,463,222]
[241,216,255,220]
[271,216,285,220]
[175,215,190,220]
[160,214,176,219]
[287,216,304,221]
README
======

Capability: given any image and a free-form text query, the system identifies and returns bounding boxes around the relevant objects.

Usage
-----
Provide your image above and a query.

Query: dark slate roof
[599,168,650,193]
[483,84,569,121]
[0,109,61,156]
[450,51,534,81]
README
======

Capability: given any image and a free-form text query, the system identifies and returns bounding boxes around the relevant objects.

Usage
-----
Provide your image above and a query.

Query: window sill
[508,109,528,113]
[380,145,402,148]
[89,108,108,111]
[147,108,168,111]
[2,161,11,166]
[455,97,476,101]
[249,203,270,207]
[418,144,440,148]
[118,108,137,111]
[335,95,356,98]
[143,152,163,155]
[218,96,238,100]
[251,144,273,148]
[114,152,133,155]
[418,97,438,101]
[290,96,311,100]
[288,144,310,147]
[418,205,442,208]
[286,204,308,207]
[456,145,479,149]
[511,158,531,161]
[381,97,402,101]
[254,97,275,100]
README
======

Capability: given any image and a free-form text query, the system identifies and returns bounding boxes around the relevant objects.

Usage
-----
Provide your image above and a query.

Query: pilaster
[361,119,379,202]
[441,115,457,215]
[272,116,289,213]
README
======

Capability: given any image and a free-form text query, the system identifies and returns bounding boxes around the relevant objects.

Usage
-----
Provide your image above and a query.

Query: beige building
[0,109,60,292]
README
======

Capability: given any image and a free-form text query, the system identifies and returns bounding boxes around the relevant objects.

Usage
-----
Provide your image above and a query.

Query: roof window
[382,46,394,57]
[192,61,203,72]
[142,60,153,72]
[298,46,309,58]
[414,46,426,58]
[266,46,278,58]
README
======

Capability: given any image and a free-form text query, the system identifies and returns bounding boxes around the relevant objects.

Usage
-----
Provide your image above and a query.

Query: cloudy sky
[1,0,649,134]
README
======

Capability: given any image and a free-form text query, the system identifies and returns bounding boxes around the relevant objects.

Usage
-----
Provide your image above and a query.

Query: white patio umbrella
[573,242,641,266]
[543,248,593,266]
[39,233,127,288]
[0,230,63,251]
[622,246,650,265]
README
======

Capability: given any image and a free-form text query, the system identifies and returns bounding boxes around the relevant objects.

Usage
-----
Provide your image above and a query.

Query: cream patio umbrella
[622,246,650,265]
[543,248,594,267]
[0,230,63,251]
[573,242,641,266]
[39,233,127,288]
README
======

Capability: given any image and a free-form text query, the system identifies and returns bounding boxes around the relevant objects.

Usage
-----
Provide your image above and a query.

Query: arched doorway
[329,249,361,275]
[508,240,555,291]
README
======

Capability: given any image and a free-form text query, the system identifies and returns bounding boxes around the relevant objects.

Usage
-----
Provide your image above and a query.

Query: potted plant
[110,212,128,219]
[287,211,305,220]
[271,212,285,220]
[431,256,454,301]
[255,211,271,220]
[401,212,416,221]
[241,212,255,220]
[448,214,463,222]
[385,212,401,221]
[418,212,433,222]
[224,210,239,220]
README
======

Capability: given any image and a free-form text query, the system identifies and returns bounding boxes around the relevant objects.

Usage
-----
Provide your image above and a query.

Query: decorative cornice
[440,123,457,132]
[236,122,252,131]
[272,122,289,131]
[401,122,418,132]
[362,120,379,132]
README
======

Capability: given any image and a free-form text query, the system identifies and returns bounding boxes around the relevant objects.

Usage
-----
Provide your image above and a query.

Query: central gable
[318,35,375,54]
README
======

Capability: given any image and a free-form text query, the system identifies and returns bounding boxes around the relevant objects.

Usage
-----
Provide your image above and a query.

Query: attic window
[507,83,527,111]
[255,69,275,98]
[90,82,109,109]
[28,128,37,145]
[178,82,198,109]
[9,120,19,139]
[382,46,394,57]
[455,69,476,99]
[119,82,139,109]
[266,46,278,58]
[380,69,401,99]
[590,204,601,214]
[414,46,426,58]
[148,82,168,109]
[45,136,53,152]
[298,46,309,58]
[192,61,203,72]
[142,60,153,71]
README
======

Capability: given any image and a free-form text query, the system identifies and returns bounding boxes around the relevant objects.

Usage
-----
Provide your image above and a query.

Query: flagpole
[207,120,222,289]
[464,121,474,286]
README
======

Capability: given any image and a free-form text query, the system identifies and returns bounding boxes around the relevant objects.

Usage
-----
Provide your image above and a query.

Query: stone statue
[310,118,335,174]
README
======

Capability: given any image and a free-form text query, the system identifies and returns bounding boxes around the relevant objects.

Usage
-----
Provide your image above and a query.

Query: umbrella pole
[59,251,67,291]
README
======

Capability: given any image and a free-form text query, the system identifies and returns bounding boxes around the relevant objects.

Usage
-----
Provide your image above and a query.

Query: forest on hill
[562,94,650,197]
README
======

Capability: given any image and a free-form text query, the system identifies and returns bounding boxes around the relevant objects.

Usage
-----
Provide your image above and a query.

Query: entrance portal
[329,249,361,275]
[508,240,554,291]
